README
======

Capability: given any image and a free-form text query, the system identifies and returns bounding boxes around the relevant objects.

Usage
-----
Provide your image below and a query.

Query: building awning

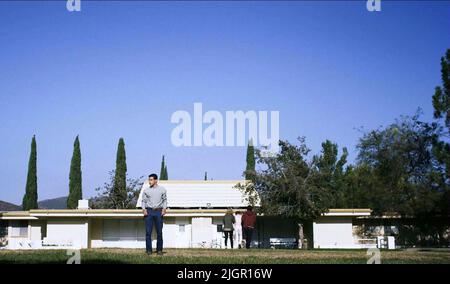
[322,209,372,217]
[0,211,38,220]
[0,208,372,219]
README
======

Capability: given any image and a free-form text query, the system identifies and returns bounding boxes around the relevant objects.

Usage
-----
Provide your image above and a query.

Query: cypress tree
[113,138,127,207]
[22,135,38,210]
[164,165,168,180]
[245,139,256,181]
[204,171,208,181]
[67,135,82,209]
[160,155,166,180]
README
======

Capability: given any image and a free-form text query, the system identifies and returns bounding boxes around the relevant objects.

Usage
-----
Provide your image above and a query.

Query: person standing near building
[234,211,243,249]
[241,206,257,249]
[223,208,235,249]
[141,173,167,255]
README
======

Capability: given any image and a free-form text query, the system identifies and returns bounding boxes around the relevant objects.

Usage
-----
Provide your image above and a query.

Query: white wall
[191,217,213,248]
[93,217,193,249]
[212,217,224,247]
[173,217,191,248]
[29,221,43,241]
[313,217,356,249]
[46,219,89,248]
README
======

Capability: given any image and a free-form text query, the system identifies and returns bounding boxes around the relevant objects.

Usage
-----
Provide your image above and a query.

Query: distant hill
[38,196,67,209]
[0,200,21,211]
[0,196,68,211]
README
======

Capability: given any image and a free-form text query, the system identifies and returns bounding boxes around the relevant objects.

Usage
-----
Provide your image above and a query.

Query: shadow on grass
[0,259,129,264]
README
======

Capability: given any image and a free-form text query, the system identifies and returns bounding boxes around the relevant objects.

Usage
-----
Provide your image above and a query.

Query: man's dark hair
[149,173,158,180]
[247,206,253,211]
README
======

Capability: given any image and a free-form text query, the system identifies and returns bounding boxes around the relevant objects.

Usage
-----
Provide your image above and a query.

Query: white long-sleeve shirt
[136,182,167,209]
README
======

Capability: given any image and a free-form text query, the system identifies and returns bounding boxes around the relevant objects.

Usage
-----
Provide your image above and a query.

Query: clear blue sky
[0,1,449,204]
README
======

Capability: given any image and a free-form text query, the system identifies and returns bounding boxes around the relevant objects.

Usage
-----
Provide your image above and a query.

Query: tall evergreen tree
[245,139,256,181]
[67,135,82,209]
[22,135,38,210]
[113,138,127,208]
[432,49,450,180]
[164,165,168,180]
[204,171,208,181]
[160,155,167,180]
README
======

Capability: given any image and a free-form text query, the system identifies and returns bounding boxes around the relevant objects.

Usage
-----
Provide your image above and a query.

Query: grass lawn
[0,248,449,264]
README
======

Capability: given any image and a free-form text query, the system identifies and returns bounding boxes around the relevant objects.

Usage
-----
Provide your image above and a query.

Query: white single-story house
[0,180,377,250]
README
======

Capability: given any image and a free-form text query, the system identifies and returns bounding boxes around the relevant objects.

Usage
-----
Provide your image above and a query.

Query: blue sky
[0,1,449,204]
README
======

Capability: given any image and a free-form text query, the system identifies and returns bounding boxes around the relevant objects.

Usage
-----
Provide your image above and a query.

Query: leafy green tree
[22,135,38,210]
[241,138,332,220]
[311,140,349,207]
[355,113,447,216]
[91,171,143,209]
[238,138,332,248]
[67,136,82,209]
[432,49,450,180]
[113,138,127,208]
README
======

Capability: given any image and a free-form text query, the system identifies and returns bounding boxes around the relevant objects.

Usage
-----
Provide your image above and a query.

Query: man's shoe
[146,251,153,255]
[157,251,163,256]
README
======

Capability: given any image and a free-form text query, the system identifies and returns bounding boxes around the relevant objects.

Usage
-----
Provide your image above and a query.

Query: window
[179,224,185,233]
[103,220,120,241]
[103,219,142,241]
[119,220,137,241]
[0,220,7,238]
[10,220,28,237]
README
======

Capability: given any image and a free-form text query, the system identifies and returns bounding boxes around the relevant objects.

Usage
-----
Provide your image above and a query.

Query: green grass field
[0,248,449,264]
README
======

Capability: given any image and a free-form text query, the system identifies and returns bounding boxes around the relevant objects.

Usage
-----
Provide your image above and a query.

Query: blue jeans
[145,208,164,252]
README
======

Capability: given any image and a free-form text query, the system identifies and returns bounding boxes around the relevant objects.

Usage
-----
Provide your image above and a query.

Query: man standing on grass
[241,206,257,249]
[140,173,167,255]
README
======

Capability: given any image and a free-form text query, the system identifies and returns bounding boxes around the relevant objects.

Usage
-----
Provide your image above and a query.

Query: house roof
[157,180,251,184]
[143,180,259,208]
